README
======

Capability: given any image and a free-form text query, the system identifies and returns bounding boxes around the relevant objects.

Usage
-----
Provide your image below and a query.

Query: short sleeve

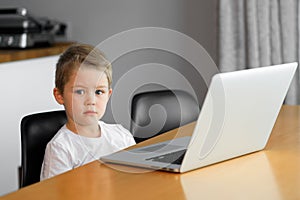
[40,141,72,181]
[117,125,136,146]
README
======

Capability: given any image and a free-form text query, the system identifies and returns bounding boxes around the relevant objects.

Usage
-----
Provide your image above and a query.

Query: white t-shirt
[40,121,135,180]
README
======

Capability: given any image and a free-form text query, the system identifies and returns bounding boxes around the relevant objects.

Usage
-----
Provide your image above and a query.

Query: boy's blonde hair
[55,43,112,94]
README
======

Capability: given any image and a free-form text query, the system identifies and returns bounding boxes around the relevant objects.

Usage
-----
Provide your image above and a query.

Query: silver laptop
[101,62,298,173]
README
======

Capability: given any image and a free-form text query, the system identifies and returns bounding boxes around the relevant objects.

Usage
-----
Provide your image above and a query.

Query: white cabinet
[0,56,62,195]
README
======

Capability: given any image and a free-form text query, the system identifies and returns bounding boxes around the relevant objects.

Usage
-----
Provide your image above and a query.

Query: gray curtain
[218,0,300,105]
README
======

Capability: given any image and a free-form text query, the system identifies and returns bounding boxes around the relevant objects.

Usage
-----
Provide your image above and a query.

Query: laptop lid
[180,62,298,172]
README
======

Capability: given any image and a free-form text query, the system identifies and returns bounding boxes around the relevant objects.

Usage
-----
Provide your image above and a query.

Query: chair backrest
[20,110,67,188]
[130,90,200,143]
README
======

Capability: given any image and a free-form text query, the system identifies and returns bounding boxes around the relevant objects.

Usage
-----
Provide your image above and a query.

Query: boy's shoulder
[99,120,123,128]
[99,121,136,146]
[99,121,132,137]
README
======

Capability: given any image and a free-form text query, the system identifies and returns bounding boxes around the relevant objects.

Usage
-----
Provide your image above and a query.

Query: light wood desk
[2,105,300,200]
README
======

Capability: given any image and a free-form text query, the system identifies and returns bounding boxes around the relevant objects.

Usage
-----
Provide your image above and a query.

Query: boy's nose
[86,92,96,105]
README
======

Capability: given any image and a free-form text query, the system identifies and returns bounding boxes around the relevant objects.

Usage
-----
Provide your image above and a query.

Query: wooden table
[2,105,300,199]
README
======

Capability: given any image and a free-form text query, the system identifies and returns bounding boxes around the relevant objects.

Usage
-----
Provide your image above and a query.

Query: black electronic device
[0,8,66,48]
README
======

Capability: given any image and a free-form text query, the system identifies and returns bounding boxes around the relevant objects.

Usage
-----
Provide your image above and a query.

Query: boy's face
[54,66,112,130]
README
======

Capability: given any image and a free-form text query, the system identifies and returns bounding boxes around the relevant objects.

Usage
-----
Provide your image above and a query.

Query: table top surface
[0,42,73,63]
[2,105,300,200]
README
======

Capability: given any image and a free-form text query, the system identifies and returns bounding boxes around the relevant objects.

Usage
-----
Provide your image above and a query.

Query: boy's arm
[40,141,72,181]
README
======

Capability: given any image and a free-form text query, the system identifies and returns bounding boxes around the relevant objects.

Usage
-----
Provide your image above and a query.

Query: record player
[0,8,66,48]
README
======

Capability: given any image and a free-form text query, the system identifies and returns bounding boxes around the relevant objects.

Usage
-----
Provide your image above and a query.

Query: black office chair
[19,110,67,188]
[130,90,200,143]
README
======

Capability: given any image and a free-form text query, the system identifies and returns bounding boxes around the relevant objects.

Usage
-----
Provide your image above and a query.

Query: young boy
[40,43,136,180]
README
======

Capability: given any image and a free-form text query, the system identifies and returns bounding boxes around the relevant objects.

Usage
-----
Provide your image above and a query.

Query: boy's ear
[53,88,64,105]
[108,88,113,98]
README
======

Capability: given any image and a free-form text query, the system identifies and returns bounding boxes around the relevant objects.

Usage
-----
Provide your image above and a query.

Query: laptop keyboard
[146,149,187,165]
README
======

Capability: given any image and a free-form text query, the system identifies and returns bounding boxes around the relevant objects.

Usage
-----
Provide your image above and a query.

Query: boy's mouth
[84,110,97,115]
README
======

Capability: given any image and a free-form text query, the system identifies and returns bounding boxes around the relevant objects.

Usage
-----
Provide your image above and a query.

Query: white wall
[0,56,62,195]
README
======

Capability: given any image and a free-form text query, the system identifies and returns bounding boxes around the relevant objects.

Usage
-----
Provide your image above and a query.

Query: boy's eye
[95,90,104,95]
[74,89,85,95]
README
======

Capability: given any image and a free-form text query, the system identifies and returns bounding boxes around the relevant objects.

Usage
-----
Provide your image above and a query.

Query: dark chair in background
[19,110,67,188]
[130,90,200,143]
